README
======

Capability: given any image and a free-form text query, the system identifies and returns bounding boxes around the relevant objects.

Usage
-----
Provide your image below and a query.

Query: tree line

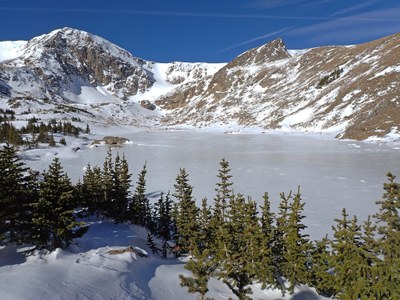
[0,144,399,299]
[0,111,89,146]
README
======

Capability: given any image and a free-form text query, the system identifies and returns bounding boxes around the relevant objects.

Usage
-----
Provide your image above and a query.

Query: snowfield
[0,218,327,300]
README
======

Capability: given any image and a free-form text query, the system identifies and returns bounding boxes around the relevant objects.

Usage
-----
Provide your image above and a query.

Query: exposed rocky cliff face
[0,28,399,140]
[156,33,400,140]
[0,28,154,102]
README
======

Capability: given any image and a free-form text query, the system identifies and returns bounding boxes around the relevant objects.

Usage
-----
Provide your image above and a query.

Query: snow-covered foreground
[3,129,399,299]
[0,219,326,300]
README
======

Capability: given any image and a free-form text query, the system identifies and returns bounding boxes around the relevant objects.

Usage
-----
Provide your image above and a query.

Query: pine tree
[198,198,212,251]
[109,153,130,222]
[274,191,291,284]
[0,144,37,244]
[309,235,334,297]
[373,172,400,299]
[101,148,114,216]
[31,158,88,250]
[147,232,159,254]
[330,209,366,299]
[179,247,216,300]
[156,192,174,258]
[210,159,234,263]
[48,134,56,147]
[258,192,279,290]
[217,194,255,300]
[173,168,199,254]
[214,158,233,223]
[81,164,104,216]
[129,163,150,228]
[358,216,381,298]
[280,189,311,293]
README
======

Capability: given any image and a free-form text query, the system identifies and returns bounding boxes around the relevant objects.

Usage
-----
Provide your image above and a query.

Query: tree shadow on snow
[0,244,27,267]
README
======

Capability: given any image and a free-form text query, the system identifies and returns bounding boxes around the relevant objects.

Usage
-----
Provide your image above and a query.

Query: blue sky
[0,0,399,62]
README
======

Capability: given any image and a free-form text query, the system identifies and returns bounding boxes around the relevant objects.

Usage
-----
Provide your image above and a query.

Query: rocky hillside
[0,28,399,140]
[156,33,400,140]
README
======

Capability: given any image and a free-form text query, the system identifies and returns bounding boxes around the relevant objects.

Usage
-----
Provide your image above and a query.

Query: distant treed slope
[156,34,400,140]
[0,28,399,140]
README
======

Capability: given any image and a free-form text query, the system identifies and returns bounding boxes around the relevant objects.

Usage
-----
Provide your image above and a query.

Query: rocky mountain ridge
[0,28,399,140]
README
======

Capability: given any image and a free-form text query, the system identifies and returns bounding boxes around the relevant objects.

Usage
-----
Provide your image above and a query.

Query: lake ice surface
[25,130,400,240]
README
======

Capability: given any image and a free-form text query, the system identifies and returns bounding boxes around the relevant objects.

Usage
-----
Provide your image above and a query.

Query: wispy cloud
[302,0,336,6]
[247,0,308,9]
[287,7,400,44]
[0,6,398,22]
[219,27,294,52]
[331,0,383,16]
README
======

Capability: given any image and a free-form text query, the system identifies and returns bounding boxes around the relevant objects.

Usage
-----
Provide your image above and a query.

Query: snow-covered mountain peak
[0,29,399,141]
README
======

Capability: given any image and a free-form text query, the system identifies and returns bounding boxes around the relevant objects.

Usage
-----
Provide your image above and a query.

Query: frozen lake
[26,130,400,239]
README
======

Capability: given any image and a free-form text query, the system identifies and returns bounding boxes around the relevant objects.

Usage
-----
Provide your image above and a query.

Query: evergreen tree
[109,153,131,222]
[179,247,216,300]
[213,158,233,223]
[198,198,212,251]
[373,172,400,298]
[173,168,199,254]
[156,192,174,258]
[147,232,159,254]
[258,193,279,290]
[280,189,311,293]
[101,148,115,217]
[358,216,381,298]
[31,158,88,250]
[217,194,255,300]
[210,159,234,264]
[309,235,334,297]
[0,144,37,244]
[274,191,291,283]
[330,209,366,299]
[129,163,151,228]
[48,134,56,147]
[81,164,104,216]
